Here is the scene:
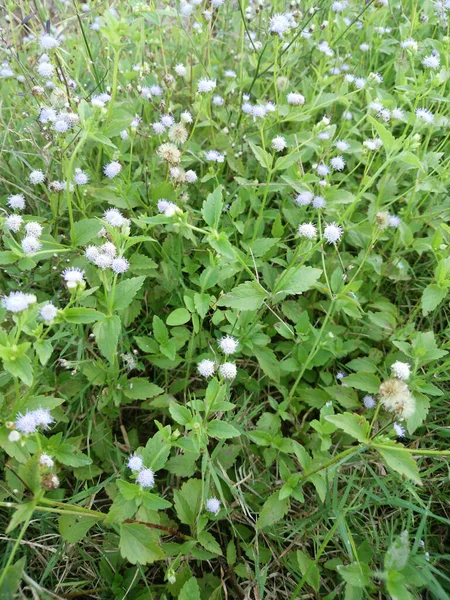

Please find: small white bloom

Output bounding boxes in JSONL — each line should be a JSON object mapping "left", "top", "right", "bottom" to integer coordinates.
{"left": 218, "top": 335, "right": 239, "bottom": 355}
{"left": 2, "top": 291, "right": 34, "bottom": 313}
{"left": 111, "top": 257, "right": 130, "bottom": 274}
{"left": 29, "top": 170, "right": 45, "bottom": 185}
{"left": 363, "top": 395, "right": 376, "bottom": 409}
{"left": 324, "top": 223, "right": 343, "bottom": 244}
{"left": 40, "top": 302, "right": 58, "bottom": 322}
{"left": 22, "top": 236, "right": 42, "bottom": 255}
{"left": 120, "top": 130, "right": 129, "bottom": 140}
{"left": 8, "top": 430, "right": 21, "bottom": 442}
{"left": 312, "top": 195, "right": 326, "bottom": 209}
{"left": 363, "top": 138, "right": 383, "bottom": 150}
{"left": 198, "top": 359, "right": 215, "bottom": 377}
{"left": 175, "top": 63, "right": 187, "bottom": 77}
{"left": 74, "top": 170, "right": 89, "bottom": 185}
{"left": 152, "top": 122, "right": 166, "bottom": 135}
{"left": 180, "top": 110, "right": 193, "bottom": 124}
{"left": 206, "top": 497, "right": 221, "bottom": 514}
{"left": 5, "top": 214, "right": 23, "bottom": 232}
{"left": 127, "top": 454, "right": 144, "bottom": 472}
{"left": 33, "top": 407, "right": 54, "bottom": 428}
{"left": 335, "top": 140, "right": 350, "bottom": 151}
{"left": 392, "top": 108, "right": 404, "bottom": 120}
{"left": 136, "top": 467, "right": 155, "bottom": 488}
{"left": 7, "top": 194, "right": 25, "bottom": 211}
{"left": 205, "top": 150, "right": 224, "bottom": 162}
{"left": 40, "top": 453, "right": 54, "bottom": 467}
{"left": 360, "top": 43, "right": 370, "bottom": 51}
{"left": 25, "top": 222, "right": 43, "bottom": 238}
{"left": 103, "top": 161, "right": 122, "bottom": 179}
{"left": 224, "top": 70, "right": 236, "bottom": 78}
{"left": 389, "top": 215, "right": 401, "bottom": 228}
{"left": 287, "top": 92, "right": 305, "bottom": 106}
{"left": 161, "top": 114, "right": 175, "bottom": 128}
{"left": 295, "top": 191, "right": 313, "bottom": 206}
{"left": 269, "top": 13, "right": 293, "bottom": 37}
{"left": 197, "top": 78, "right": 216, "bottom": 93}
{"left": 185, "top": 170, "right": 198, "bottom": 183}
{"left": 391, "top": 361, "right": 411, "bottom": 381}
{"left": 298, "top": 222, "right": 317, "bottom": 240}
{"left": 15, "top": 411, "right": 38, "bottom": 434}
{"left": 422, "top": 54, "right": 440, "bottom": 69}
{"left": 251, "top": 105, "right": 267, "bottom": 119}
{"left": 219, "top": 362, "right": 237, "bottom": 380}
{"left": 401, "top": 38, "right": 417, "bottom": 51}
{"left": 213, "top": 95, "right": 225, "bottom": 106}
{"left": 393, "top": 422, "right": 406, "bottom": 437}
{"left": 103, "top": 208, "right": 127, "bottom": 227}
{"left": 62, "top": 267, "right": 85, "bottom": 287}
{"left": 271, "top": 136, "right": 287, "bottom": 151}
{"left": 94, "top": 253, "right": 113, "bottom": 269}
{"left": 39, "top": 34, "right": 60, "bottom": 50}
{"left": 416, "top": 108, "right": 434, "bottom": 123}
{"left": 316, "top": 163, "right": 329, "bottom": 176}
{"left": 37, "top": 61, "right": 54, "bottom": 78}
{"left": 39, "top": 107, "right": 57, "bottom": 123}
{"left": 330, "top": 156, "right": 345, "bottom": 171}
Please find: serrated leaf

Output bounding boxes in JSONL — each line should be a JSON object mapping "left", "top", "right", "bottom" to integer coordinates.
{"left": 59, "top": 514, "right": 100, "bottom": 543}
{"left": 256, "top": 492, "right": 289, "bottom": 530}
{"left": 64, "top": 308, "right": 103, "bottom": 324}
{"left": 377, "top": 445, "right": 421, "bottom": 484}
{"left": 166, "top": 307, "right": 190, "bottom": 326}
{"left": 93, "top": 315, "right": 121, "bottom": 363}
{"left": 343, "top": 373, "right": 381, "bottom": 394}
{"left": 119, "top": 523, "right": 165, "bottom": 564}
{"left": 179, "top": 578, "right": 201, "bottom": 600}
{"left": 169, "top": 402, "right": 192, "bottom": 425}
{"left": 248, "top": 141, "right": 272, "bottom": 170}
{"left": 421, "top": 284, "right": 448, "bottom": 315}
{"left": 325, "top": 413, "right": 370, "bottom": 442}
{"left": 274, "top": 151, "right": 302, "bottom": 172}
{"left": 218, "top": 281, "right": 267, "bottom": 311}
{"left": 112, "top": 276, "right": 145, "bottom": 311}
{"left": 274, "top": 266, "right": 322, "bottom": 297}
{"left": 201, "top": 185, "right": 223, "bottom": 228}
{"left": 123, "top": 378, "right": 164, "bottom": 400}
{"left": 198, "top": 531, "right": 222, "bottom": 555}
{"left": 253, "top": 346, "right": 280, "bottom": 383}
{"left": 207, "top": 420, "right": 241, "bottom": 439}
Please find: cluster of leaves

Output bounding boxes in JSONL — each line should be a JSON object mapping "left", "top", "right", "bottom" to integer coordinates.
{"left": 0, "top": 0, "right": 450, "bottom": 599}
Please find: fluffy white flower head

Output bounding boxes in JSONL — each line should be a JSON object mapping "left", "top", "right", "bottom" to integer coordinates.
{"left": 40, "top": 302, "right": 58, "bottom": 322}
{"left": 39, "top": 34, "right": 60, "bottom": 50}
{"left": 295, "top": 191, "right": 313, "bottom": 206}
{"left": 324, "top": 223, "right": 343, "bottom": 244}
{"left": 136, "top": 467, "right": 155, "bottom": 488}
{"left": 7, "top": 194, "right": 26, "bottom": 211}
{"left": 103, "top": 161, "right": 122, "bottom": 179}
{"left": 29, "top": 170, "right": 45, "bottom": 184}
{"left": 379, "top": 378, "right": 416, "bottom": 420}
{"left": 111, "top": 257, "right": 130, "bottom": 274}
{"left": 218, "top": 335, "right": 239, "bottom": 355}
{"left": 206, "top": 497, "right": 221, "bottom": 514}
{"left": 127, "top": 454, "right": 144, "bottom": 472}
{"left": 5, "top": 215, "right": 23, "bottom": 232}
{"left": 197, "top": 78, "right": 216, "bottom": 93}
{"left": 104, "top": 208, "right": 127, "bottom": 227}
{"left": 198, "top": 359, "right": 215, "bottom": 378}
{"left": 2, "top": 291, "right": 34, "bottom": 313}
{"left": 363, "top": 395, "right": 376, "bottom": 409}
{"left": 287, "top": 92, "right": 305, "bottom": 106}
{"left": 391, "top": 361, "right": 411, "bottom": 381}
{"left": 298, "top": 222, "right": 317, "bottom": 240}
{"left": 40, "top": 453, "right": 55, "bottom": 467}
{"left": 219, "top": 362, "right": 237, "bottom": 380}
{"left": 272, "top": 136, "right": 287, "bottom": 151}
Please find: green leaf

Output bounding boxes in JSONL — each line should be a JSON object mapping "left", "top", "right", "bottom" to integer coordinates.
{"left": 248, "top": 141, "right": 272, "bottom": 170}
{"left": 169, "top": 402, "right": 192, "bottom": 426}
{"left": 179, "top": 577, "right": 201, "bottom": 600}
{"left": 119, "top": 523, "right": 165, "bottom": 564}
{"left": 421, "top": 284, "right": 448, "bottom": 315}
{"left": 297, "top": 549, "right": 320, "bottom": 592}
{"left": 377, "top": 446, "right": 421, "bottom": 484}
{"left": 6, "top": 500, "right": 36, "bottom": 534}
{"left": 325, "top": 413, "right": 370, "bottom": 442}
{"left": 207, "top": 232, "right": 236, "bottom": 259}
{"left": 72, "top": 219, "right": 103, "bottom": 245}
{"left": 54, "top": 443, "right": 92, "bottom": 467}
{"left": 59, "top": 514, "right": 100, "bottom": 543}
{"left": 367, "top": 115, "right": 396, "bottom": 152}
{"left": 385, "top": 531, "right": 409, "bottom": 571}
{"left": 256, "top": 492, "right": 289, "bottom": 530}
{"left": 93, "top": 315, "right": 121, "bottom": 364}
{"left": 207, "top": 420, "right": 241, "bottom": 439}
{"left": 112, "top": 276, "right": 146, "bottom": 311}
{"left": 166, "top": 307, "right": 191, "bottom": 326}
{"left": 201, "top": 185, "right": 223, "bottom": 228}
{"left": 337, "top": 562, "right": 371, "bottom": 588}
{"left": 33, "top": 340, "right": 52, "bottom": 366}
{"left": 274, "top": 266, "right": 322, "bottom": 297}
{"left": 141, "top": 491, "right": 172, "bottom": 511}
{"left": 253, "top": 346, "right": 280, "bottom": 383}
{"left": 274, "top": 151, "right": 302, "bottom": 172}
{"left": 0, "top": 557, "right": 26, "bottom": 599}
{"left": 343, "top": 373, "right": 381, "bottom": 394}
{"left": 142, "top": 430, "right": 171, "bottom": 471}
{"left": 198, "top": 531, "right": 222, "bottom": 555}
{"left": 217, "top": 281, "right": 267, "bottom": 311}
{"left": 3, "top": 355, "right": 33, "bottom": 386}
{"left": 193, "top": 292, "right": 210, "bottom": 319}
{"left": 173, "top": 478, "right": 202, "bottom": 528}
{"left": 64, "top": 308, "right": 103, "bottom": 324}
{"left": 123, "top": 378, "right": 164, "bottom": 400}
{"left": 153, "top": 315, "right": 169, "bottom": 345}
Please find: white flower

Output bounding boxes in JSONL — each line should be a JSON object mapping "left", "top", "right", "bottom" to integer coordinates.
{"left": 416, "top": 108, "right": 434, "bottom": 123}
{"left": 379, "top": 378, "right": 416, "bottom": 420}
{"left": 175, "top": 63, "right": 187, "bottom": 77}
{"left": 150, "top": 84, "right": 162, "bottom": 96}
{"left": 318, "top": 41, "right": 334, "bottom": 56}
{"left": 34, "top": 407, "right": 54, "bottom": 428}
{"left": 318, "top": 131, "right": 331, "bottom": 140}
{"left": 324, "top": 223, "right": 343, "bottom": 244}
{"left": 224, "top": 70, "right": 236, "bottom": 78}
{"left": 136, "top": 467, "right": 155, "bottom": 488}
{"left": 271, "top": 136, "right": 287, "bottom": 152}
{"left": 85, "top": 246, "right": 99, "bottom": 262}
{"left": 332, "top": 1, "right": 347, "bottom": 12}
{"left": 360, "top": 42, "right": 370, "bottom": 51}
{"left": 219, "top": 362, "right": 237, "bottom": 380}
{"left": 363, "top": 395, "right": 376, "bottom": 409}
{"left": 335, "top": 140, "right": 350, "bottom": 152}
{"left": 152, "top": 122, "right": 166, "bottom": 135}
{"left": 393, "top": 422, "right": 406, "bottom": 437}
{"left": 29, "top": 170, "right": 45, "bottom": 184}
{"left": 91, "top": 94, "right": 107, "bottom": 108}
{"left": 401, "top": 38, "right": 417, "bottom": 51}
{"left": 2, "top": 291, "right": 35, "bottom": 313}
{"left": 206, "top": 497, "right": 221, "bottom": 514}
{"left": 363, "top": 138, "right": 383, "bottom": 150}
{"left": 218, "top": 335, "right": 239, "bottom": 355}
{"left": 120, "top": 130, "right": 129, "bottom": 140}
{"left": 103, "top": 208, "right": 127, "bottom": 227}
{"left": 7, "top": 194, "right": 25, "bottom": 211}
{"left": 22, "top": 236, "right": 42, "bottom": 255}
{"left": 354, "top": 77, "right": 366, "bottom": 89}
{"left": 8, "top": 430, "right": 21, "bottom": 442}
{"left": 197, "top": 78, "right": 216, "bottom": 93}
{"left": 100, "top": 242, "right": 117, "bottom": 257}
{"left": 62, "top": 267, "right": 85, "bottom": 289}
{"left": 40, "top": 302, "right": 58, "bottom": 323}
{"left": 5, "top": 215, "right": 23, "bottom": 232}
{"left": 422, "top": 54, "right": 440, "bottom": 69}
{"left": 94, "top": 253, "right": 113, "bottom": 269}
{"left": 53, "top": 117, "right": 70, "bottom": 133}
{"left": 103, "top": 161, "right": 122, "bottom": 178}
{"left": 205, "top": 150, "right": 224, "bottom": 162}
{"left": 185, "top": 170, "right": 198, "bottom": 183}
{"left": 40, "top": 453, "right": 55, "bottom": 467}
{"left": 111, "top": 257, "right": 130, "bottom": 274}
{"left": 391, "top": 361, "right": 411, "bottom": 381}
{"left": 37, "top": 61, "right": 54, "bottom": 78}
{"left": 74, "top": 170, "right": 89, "bottom": 185}
{"left": 180, "top": 110, "right": 193, "bottom": 124}
{"left": 298, "top": 222, "right": 317, "bottom": 239}
{"left": 15, "top": 411, "right": 38, "bottom": 434}
{"left": 161, "top": 114, "right": 175, "bottom": 127}
{"left": 269, "top": 13, "right": 294, "bottom": 37}
{"left": 330, "top": 156, "right": 345, "bottom": 171}
{"left": 312, "top": 195, "right": 326, "bottom": 209}
{"left": 316, "top": 164, "right": 329, "bottom": 177}
{"left": 251, "top": 105, "right": 267, "bottom": 119}
{"left": 287, "top": 92, "right": 305, "bottom": 106}
{"left": 39, "top": 107, "right": 57, "bottom": 123}
{"left": 213, "top": 95, "right": 224, "bottom": 106}
{"left": 39, "top": 34, "right": 60, "bottom": 50}
{"left": 392, "top": 108, "right": 404, "bottom": 120}
{"left": 127, "top": 454, "right": 144, "bottom": 472}
{"left": 157, "top": 199, "right": 179, "bottom": 217}
{"left": 295, "top": 191, "right": 313, "bottom": 206}
{"left": 198, "top": 359, "right": 215, "bottom": 377}
{"left": 25, "top": 222, "right": 43, "bottom": 238}
{"left": 369, "top": 101, "right": 383, "bottom": 113}
{"left": 389, "top": 215, "right": 401, "bottom": 228}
